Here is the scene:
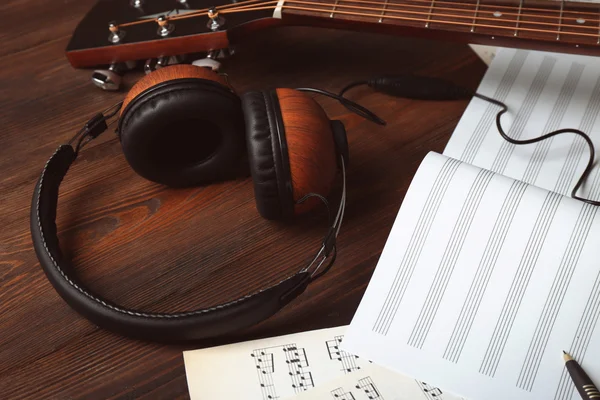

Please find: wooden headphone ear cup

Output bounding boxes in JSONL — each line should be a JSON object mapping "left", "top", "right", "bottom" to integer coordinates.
{"left": 121, "top": 65, "right": 231, "bottom": 117}
{"left": 276, "top": 89, "right": 338, "bottom": 215}
{"left": 118, "top": 77, "right": 245, "bottom": 187}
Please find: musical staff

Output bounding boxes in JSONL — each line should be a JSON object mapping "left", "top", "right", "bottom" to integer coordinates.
{"left": 331, "top": 387, "right": 356, "bottom": 400}
{"left": 326, "top": 335, "right": 362, "bottom": 373}
{"left": 356, "top": 377, "right": 383, "bottom": 399}
{"left": 341, "top": 50, "right": 600, "bottom": 396}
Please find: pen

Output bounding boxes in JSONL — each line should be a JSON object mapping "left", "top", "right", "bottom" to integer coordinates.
{"left": 563, "top": 351, "right": 600, "bottom": 399}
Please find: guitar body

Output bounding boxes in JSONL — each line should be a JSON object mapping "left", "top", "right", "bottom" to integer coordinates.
{"left": 67, "top": 0, "right": 600, "bottom": 69}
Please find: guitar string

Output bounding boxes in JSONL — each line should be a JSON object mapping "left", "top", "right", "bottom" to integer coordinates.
{"left": 213, "top": 2, "right": 600, "bottom": 38}
{"left": 118, "top": 0, "right": 266, "bottom": 27}
{"left": 320, "top": 0, "right": 600, "bottom": 23}
{"left": 207, "top": 1, "right": 600, "bottom": 40}
{"left": 219, "top": 0, "right": 600, "bottom": 31}
{"left": 361, "top": 0, "right": 599, "bottom": 16}
{"left": 117, "top": 0, "right": 600, "bottom": 29}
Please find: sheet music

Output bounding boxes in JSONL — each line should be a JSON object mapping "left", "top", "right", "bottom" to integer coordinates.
{"left": 288, "top": 363, "right": 465, "bottom": 400}
{"left": 444, "top": 47, "right": 600, "bottom": 202}
{"left": 183, "top": 326, "right": 373, "bottom": 399}
{"left": 343, "top": 152, "right": 600, "bottom": 400}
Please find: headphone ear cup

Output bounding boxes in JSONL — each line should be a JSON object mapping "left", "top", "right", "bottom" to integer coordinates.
{"left": 241, "top": 90, "right": 290, "bottom": 220}
{"left": 118, "top": 65, "right": 246, "bottom": 187}
{"left": 242, "top": 89, "right": 339, "bottom": 220}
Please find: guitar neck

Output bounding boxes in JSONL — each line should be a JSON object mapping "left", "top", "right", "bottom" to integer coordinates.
{"left": 279, "top": 0, "right": 600, "bottom": 56}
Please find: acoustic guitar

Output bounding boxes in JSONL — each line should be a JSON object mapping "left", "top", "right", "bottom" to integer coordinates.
{"left": 67, "top": 0, "right": 600, "bottom": 70}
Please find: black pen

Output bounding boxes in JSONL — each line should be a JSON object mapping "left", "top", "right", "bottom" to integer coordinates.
{"left": 563, "top": 351, "right": 600, "bottom": 399}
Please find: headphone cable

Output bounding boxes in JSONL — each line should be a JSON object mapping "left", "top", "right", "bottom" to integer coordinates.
{"left": 343, "top": 73, "right": 600, "bottom": 206}
{"left": 295, "top": 87, "right": 386, "bottom": 126}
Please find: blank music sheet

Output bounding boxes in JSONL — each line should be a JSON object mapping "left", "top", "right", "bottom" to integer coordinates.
{"left": 444, "top": 47, "right": 600, "bottom": 201}
{"left": 342, "top": 152, "right": 600, "bottom": 400}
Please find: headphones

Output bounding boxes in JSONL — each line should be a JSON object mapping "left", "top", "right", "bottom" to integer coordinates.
{"left": 30, "top": 64, "right": 358, "bottom": 343}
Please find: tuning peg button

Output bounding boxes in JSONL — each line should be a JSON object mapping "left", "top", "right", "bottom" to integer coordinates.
{"left": 192, "top": 58, "right": 221, "bottom": 71}
{"left": 91, "top": 64, "right": 125, "bottom": 91}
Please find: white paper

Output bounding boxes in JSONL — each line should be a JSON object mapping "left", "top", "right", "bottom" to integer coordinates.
{"left": 343, "top": 152, "right": 600, "bottom": 400}
{"left": 444, "top": 48, "right": 600, "bottom": 202}
{"left": 468, "top": 44, "right": 497, "bottom": 66}
{"left": 287, "top": 363, "right": 466, "bottom": 400}
{"left": 183, "top": 326, "right": 373, "bottom": 399}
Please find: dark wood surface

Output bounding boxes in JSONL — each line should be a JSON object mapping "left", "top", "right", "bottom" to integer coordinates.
{"left": 0, "top": 0, "right": 487, "bottom": 398}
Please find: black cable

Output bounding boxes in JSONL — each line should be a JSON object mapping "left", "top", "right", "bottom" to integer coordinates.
{"left": 295, "top": 87, "right": 386, "bottom": 126}
{"left": 68, "top": 101, "right": 123, "bottom": 156}
{"left": 310, "top": 246, "right": 337, "bottom": 282}
{"left": 473, "top": 92, "right": 599, "bottom": 206}
{"left": 339, "top": 80, "right": 368, "bottom": 97}
{"left": 296, "top": 192, "right": 332, "bottom": 227}
{"left": 351, "top": 73, "right": 599, "bottom": 206}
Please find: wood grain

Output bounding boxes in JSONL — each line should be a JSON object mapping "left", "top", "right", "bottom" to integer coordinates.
{"left": 277, "top": 88, "right": 338, "bottom": 214}
{"left": 121, "top": 65, "right": 231, "bottom": 115}
{"left": 0, "top": 0, "right": 486, "bottom": 398}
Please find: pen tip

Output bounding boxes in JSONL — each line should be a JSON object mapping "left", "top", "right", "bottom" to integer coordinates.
{"left": 563, "top": 351, "right": 573, "bottom": 362}
{"left": 563, "top": 350, "right": 566, "bottom": 354}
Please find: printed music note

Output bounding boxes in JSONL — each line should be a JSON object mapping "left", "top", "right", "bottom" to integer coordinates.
{"left": 331, "top": 387, "right": 356, "bottom": 400}
{"left": 326, "top": 335, "right": 361, "bottom": 373}
{"left": 356, "top": 376, "right": 383, "bottom": 399}
{"left": 418, "top": 381, "right": 444, "bottom": 399}
{"left": 283, "top": 344, "right": 314, "bottom": 393}
{"left": 251, "top": 348, "right": 279, "bottom": 399}
{"left": 187, "top": 326, "right": 439, "bottom": 400}
{"left": 251, "top": 349, "right": 275, "bottom": 374}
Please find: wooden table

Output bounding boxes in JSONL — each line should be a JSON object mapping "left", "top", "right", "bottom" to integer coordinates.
{"left": 1, "top": 0, "right": 487, "bottom": 398}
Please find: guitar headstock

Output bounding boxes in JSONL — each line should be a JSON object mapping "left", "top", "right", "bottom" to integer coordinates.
{"left": 66, "top": 0, "right": 277, "bottom": 70}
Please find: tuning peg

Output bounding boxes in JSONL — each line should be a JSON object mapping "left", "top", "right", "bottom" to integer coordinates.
{"left": 91, "top": 62, "right": 136, "bottom": 91}
{"left": 108, "top": 22, "right": 125, "bottom": 44}
{"left": 143, "top": 57, "right": 170, "bottom": 74}
{"left": 207, "top": 8, "right": 225, "bottom": 31}
{"left": 192, "top": 57, "right": 221, "bottom": 71}
{"left": 91, "top": 66, "right": 122, "bottom": 91}
{"left": 157, "top": 16, "right": 175, "bottom": 37}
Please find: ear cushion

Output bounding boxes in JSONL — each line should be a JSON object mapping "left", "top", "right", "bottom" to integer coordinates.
{"left": 241, "top": 90, "right": 293, "bottom": 220}
{"left": 118, "top": 78, "right": 245, "bottom": 187}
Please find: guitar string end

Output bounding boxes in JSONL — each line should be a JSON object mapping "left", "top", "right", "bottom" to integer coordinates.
{"left": 207, "top": 7, "right": 225, "bottom": 31}
{"left": 157, "top": 15, "right": 175, "bottom": 37}
{"left": 108, "top": 22, "right": 125, "bottom": 44}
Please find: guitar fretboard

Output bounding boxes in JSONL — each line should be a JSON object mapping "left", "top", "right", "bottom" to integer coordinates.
{"left": 280, "top": 0, "right": 600, "bottom": 51}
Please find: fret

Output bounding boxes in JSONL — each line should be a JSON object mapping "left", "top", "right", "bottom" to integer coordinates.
{"left": 425, "top": 0, "right": 435, "bottom": 28}
{"left": 469, "top": 1, "right": 520, "bottom": 39}
{"left": 378, "top": 0, "right": 389, "bottom": 23}
{"left": 514, "top": 0, "right": 523, "bottom": 37}
{"left": 557, "top": 0, "right": 565, "bottom": 40}
{"left": 553, "top": 1, "right": 600, "bottom": 47}
{"left": 329, "top": 0, "right": 339, "bottom": 18}
{"left": 278, "top": 0, "right": 600, "bottom": 52}
{"left": 471, "top": 0, "right": 480, "bottom": 33}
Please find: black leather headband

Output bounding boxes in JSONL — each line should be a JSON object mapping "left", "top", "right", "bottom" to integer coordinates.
{"left": 29, "top": 108, "right": 345, "bottom": 343}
